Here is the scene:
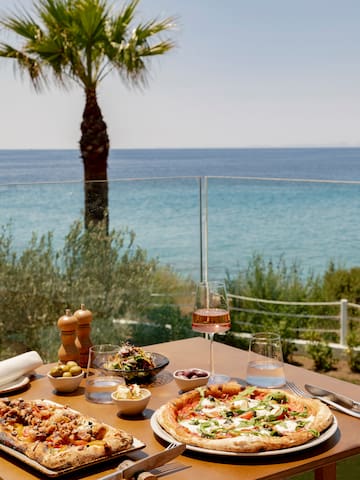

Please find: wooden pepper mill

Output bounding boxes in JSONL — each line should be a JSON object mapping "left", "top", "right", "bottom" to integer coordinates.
{"left": 57, "top": 309, "right": 80, "bottom": 363}
{"left": 74, "top": 304, "right": 93, "bottom": 368}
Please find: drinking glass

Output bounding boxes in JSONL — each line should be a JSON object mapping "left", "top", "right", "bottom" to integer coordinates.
{"left": 192, "top": 281, "right": 231, "bottom": 384}
{"left": 85, "top": 344, "right": 125, "bottom": 403}
{"left": 246, "top": 332, "right": 286, "bottom": 388}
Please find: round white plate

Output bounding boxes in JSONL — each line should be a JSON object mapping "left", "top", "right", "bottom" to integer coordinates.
{"left": 150, "top": 410, "right": 338, "bottom": 457}
{"left": 0, "top": 376, "right": 30, "bottom": 394}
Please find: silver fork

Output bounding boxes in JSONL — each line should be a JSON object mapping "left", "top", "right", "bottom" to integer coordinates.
{"left": 114, "top": 443, "right": 187, "bottom": 479}
{"left": 287, "top": 381, "right": 344, "bottom": 414}
{"left": 152, "top": 461, "right": 188, "bottom": 477}
{"left": 165, "top": 442, "right": 180, "bottom": 450}
{"left": 152, "top": 442, "right": 188, "bottom": 477}
{"left": 286, "top": 381, "right": 312, "bottom": 398}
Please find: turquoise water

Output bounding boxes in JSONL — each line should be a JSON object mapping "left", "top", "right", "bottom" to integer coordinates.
{"left": 1, "top": 148, "right": 360, "bottom": 279}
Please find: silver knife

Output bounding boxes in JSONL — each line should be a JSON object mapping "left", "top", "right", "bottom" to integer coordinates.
{"left": 99, "top": 443, "right": 186, "bottom": 480}
{"left": 305, "top": 384, "right": 360, "bottom": 418}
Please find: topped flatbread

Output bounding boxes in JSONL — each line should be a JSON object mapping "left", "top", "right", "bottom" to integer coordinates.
{"left": 0, "top": 398, "right": 133, "bottom": 470}
{"left": 157, "top": 382, "right": 333, "bottom": 453}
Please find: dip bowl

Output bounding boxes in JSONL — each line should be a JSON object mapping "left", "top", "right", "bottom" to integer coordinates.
{"left": 173, "top": 368, "right": 210, "bottom": 392}
{"left": 111, "top": 387, "right": 151, "bottom": 416}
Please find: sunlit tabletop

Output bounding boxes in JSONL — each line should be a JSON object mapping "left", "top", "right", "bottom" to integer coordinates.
{"left": 1, "top": 337, "right": 360, "bottom": 480}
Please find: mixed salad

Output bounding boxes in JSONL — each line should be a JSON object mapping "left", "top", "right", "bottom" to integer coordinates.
{"left": 106, "top": 342, "right": 156, "bottom": 373}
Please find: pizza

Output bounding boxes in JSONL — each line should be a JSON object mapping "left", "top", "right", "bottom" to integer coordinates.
{"left": 0, "top": 398, "right": 133, "bottom": 470}
{"left": 157, "top": 382, "right": 333, "bottom": 453}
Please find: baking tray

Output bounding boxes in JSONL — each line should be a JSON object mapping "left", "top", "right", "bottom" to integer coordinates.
{"left": 0, "top": 436, "right": 145, "bottom": 477}
{"left": 0, "top": 400, "right": 145, "bottom": 477}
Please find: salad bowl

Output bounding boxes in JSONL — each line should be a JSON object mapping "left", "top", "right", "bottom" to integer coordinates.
{"left": 104, "top": 343, "right": 169, "bottom": 383}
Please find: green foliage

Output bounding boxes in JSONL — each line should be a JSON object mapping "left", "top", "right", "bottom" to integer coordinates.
{"left": 226, "top": 255, "right": 360, "bottom": 368}
{"left": 305, "top": 332, "right": 337, "bottom": 372}
{"left": 346, "top": 330, "right": 360, "bottom": 373}
{"left": 226, "top": 254, "right": 322, "bottom": 362}
{"left": 3, "top": 224, "right": 360, "bottom": 377}
{"left": 321, "top": 262, "right": 360, "bottom": 304}
{"left": 0, "top": 221, "right": 189, "bottom": 362}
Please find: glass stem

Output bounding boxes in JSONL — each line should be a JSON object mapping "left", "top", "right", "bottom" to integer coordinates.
{"left": 209, "top": 332, "right": 215, "bottom": 376}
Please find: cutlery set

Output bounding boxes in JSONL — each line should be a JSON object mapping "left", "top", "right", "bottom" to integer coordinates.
{"left": 287, "top": 381, "right": 360, "bottom": 418}
{"left": 98, "top": 442, "right": 186, "bottom": 480}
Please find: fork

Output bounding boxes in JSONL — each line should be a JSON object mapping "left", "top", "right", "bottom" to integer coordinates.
{"left": 113, "top": 442, "right": 187, "bottom": 479}
{"left": 287, "top": 381, "right": 344, "bottom": 413}
{"left": 152, "top": 461, "right": 188, "bottom": 477}
{"left": 165, "top": 442, "right": 180, "bottom": 450}
{"left": 286, "top": 381, "right": 312, "bottom": 398}
{"left": 149, "top": 442, "right": 188, "bottom": 477}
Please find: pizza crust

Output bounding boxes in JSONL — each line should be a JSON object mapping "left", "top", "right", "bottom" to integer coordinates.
{"left": 157, "top": 382, "right": 333, "bottom": 453}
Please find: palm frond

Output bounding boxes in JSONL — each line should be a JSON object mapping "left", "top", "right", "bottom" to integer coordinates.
{"left": 0, "top": 0, "right": 176, "bottom": 90}
{"left": 0, "top": 11, "right": 40, "bottom": 41}
{"left": 0, "top": 43, "right": 45, "bottom": 91}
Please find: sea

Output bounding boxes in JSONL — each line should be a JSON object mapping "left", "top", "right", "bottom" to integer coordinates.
{"left": 1, "top": 147, "right": 360, "bottom": 280}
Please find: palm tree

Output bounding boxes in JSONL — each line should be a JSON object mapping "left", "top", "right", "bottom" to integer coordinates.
{"left": 0, "top": 0, "right": 175, "bottom": 229}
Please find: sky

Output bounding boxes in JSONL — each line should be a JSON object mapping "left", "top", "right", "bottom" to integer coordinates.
{"left": 0, "top": 0, "right": 360, "bottom": 149}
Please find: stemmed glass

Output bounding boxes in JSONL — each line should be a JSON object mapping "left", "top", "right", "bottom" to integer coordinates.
{"left": 192, "top": 281, "right": 231, "bottom": 384}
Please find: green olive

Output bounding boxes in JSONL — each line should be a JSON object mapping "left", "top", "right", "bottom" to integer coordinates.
{"left": 70, "top": 365, "right": 82, "bottom": 376}
{"left": 66, "top": 360, "right": 78, "bottom": 368}
{"left": 50, "top": 367, "right": 62, "bottom": 378}
{"left": 62, "top": 371, "right": 72, "bottom": 378}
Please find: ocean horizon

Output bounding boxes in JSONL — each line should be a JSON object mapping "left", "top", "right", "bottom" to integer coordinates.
{"left": 2, "top": 147, "right": 360, "bottom": 183}
{"left": 1, "top": 147, "right": 360, "bottom": 279}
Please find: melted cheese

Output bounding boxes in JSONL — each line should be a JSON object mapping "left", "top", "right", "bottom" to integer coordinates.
{"left": 178, "top": 391, "right": 313, "bottom": 440}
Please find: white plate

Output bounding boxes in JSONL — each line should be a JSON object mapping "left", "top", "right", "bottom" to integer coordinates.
{"left": 0, "top": 375, "right": 30, "bottom": 394}
{"left": 150, "top": 410, "right": 338, "bottom": 457}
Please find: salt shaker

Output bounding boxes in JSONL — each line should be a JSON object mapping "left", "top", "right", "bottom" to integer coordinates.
{"left": 57, "top": 309, "right": 80, "bottom": 363}
{"left": 74, "top": 304, "right": 93, "bottom": 368}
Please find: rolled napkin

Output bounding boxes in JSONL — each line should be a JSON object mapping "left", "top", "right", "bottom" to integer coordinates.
{"left": 0, "top": 351, "right": 43, "bottom": 387}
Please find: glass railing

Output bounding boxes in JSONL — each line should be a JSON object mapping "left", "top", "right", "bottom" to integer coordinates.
{"left": 206, "top": 176, "right": 360, "bottom": 279}
{"left": 1, "top": 175, "right": 360, "bottom": 361}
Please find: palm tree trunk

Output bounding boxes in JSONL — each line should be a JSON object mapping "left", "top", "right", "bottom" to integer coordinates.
{"left": 80, "top": 87, "right": 109, "bottom": 231}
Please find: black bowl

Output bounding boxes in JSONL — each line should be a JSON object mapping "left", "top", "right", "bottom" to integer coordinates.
{"left": 105, "top": 352, "right": 169, "bottom": 383}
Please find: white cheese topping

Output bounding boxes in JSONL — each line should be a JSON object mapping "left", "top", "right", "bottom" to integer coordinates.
{"left": 232, "top": 399, "right": 248, "bottom": 410}
{"left": 274, "top": 420, "right": 299, "bottom": 434}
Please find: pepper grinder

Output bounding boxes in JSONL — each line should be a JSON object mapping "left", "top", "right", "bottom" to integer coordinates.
{"left": 57, "top": 309, "right": 80, "bottom": 363}
{"left": 74, "top": 304, "right": 93, "bottom": 368}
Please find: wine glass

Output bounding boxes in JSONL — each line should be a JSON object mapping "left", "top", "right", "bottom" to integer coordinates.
{"left": 192, "top": 281, "right": 231, "bottom": 384}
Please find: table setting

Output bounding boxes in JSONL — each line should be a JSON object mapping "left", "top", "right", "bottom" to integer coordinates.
{"left": 1, "top": 290, "right": 360, "bottom": 480}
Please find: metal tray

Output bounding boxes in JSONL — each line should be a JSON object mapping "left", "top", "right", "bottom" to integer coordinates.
{"left": 0, "top": 400, "right": 145, "bottom": 477}
{"left": 0, "top": 437, "right": 145, "bottom": 477}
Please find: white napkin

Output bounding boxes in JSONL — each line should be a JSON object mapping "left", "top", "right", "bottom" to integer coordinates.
{"left": 0, "top": 351, "right": 43, "bottom": 387}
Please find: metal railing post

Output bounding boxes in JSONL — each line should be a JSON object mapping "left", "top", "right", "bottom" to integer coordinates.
{"left": 340, "top": 299, "right": 348, "bottom": 346}
{"left": 199, "top": 176, "right": 208, "bottom": 283}
{"left": 199, "top": 177, "right": 203, "bottom": 282}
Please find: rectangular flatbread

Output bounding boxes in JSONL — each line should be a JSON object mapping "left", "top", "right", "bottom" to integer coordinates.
{"left": 0, "top": 398, "right": 133, "bottom": 470}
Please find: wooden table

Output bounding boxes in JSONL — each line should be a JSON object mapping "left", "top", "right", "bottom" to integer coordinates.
{"left": 1, "top": 337, "right": 360, "bottom": 480}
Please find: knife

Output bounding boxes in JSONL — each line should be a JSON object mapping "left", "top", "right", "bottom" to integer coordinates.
{"left": 98, "top": 443, "right": 186, "bottom": 480}
{"left": 305, "top": 384, "right": 360, "bottom": 418}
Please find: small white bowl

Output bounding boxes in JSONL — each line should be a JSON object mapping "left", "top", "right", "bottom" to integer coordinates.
{"left": 111, "top": 389, "right": 151, "bottom": 416}
{"left": 47, "top": 370, "right": 84, "bottom": 393}
{"left": 173, "top": 368, "right": 210, "bottom": 392}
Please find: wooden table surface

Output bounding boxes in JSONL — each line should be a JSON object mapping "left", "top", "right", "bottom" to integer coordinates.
{"left": 1, "top": 337, "right": 360, "bottom": 480}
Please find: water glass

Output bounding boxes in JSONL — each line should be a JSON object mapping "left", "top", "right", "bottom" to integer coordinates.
{"left": 85, "top": 344, "right": 125, "bottom": 403}
{"left": 246, "top": 332, "right": 286, "bottom": 388}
